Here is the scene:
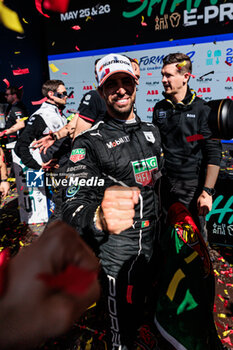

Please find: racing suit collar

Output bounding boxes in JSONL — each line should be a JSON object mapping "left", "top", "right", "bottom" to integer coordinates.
{"left": 104, "top": 112, "right": 141, "bottom": 131}
{"left": 163, "top": 86, "right": 196, "bottom": 108}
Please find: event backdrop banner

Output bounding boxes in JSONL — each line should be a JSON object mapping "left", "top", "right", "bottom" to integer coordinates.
{"left": 44, "top": 0, "right": 233, "bottom": 55}
{"left": 48, "top": 36, "right": 233, "bottom": 122}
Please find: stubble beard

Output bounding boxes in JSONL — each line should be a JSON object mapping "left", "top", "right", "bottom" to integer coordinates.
{"left": 107, "top": 97, "right": 135, "bottom": 120}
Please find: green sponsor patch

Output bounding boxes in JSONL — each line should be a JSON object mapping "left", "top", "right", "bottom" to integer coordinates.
{"left": 132, "top": 156, "right": 158, "bottom": 186}
{"left": 70, "top": 148, "right": 86, "bottom": 163}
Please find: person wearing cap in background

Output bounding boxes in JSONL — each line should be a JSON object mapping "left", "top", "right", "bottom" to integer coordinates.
{"left": 153, "top": 52, "right": 222, "bottom": 241}
{"left": 62, "top": 53, "right": 162, "bottom": 349}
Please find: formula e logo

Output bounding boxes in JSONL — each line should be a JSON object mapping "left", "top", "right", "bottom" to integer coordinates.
{"left": 132, "top": 156, "right": 158, "bottom": 186}
{"left": 26, "top": 169, "right": 44, "bottom": 187}
{"left": 70, "top": 148, "right": 86, "bottom": 163}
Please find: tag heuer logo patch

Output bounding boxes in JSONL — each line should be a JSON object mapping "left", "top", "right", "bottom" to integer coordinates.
{"left": 70, "top": 148, "right": 86, "bottom": 163}
{"left": 132, "top": 156, "right": 158, "bottom": 186}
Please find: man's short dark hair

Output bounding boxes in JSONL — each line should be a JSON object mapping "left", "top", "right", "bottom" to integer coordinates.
{"left": 163, "top": 53, "right": 192, "bottom": 74}
{"left": 42, "top": 80, "right": 65, "bottom": 97}
{"left": 7, "top": 86, "right": 23, "bottom": 100}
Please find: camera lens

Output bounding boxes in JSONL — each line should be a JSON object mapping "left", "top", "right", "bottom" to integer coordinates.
{"left": 207, "top": 99, "right": 233, "bottom": 140}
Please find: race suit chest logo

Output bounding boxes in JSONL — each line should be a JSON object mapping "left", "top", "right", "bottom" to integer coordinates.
{"left": 132, "top": 156, "right": 158, "bottom": 186}
{"left": 106, "top": 135, "right": 130, "bottom": 149}
{"left": 70, "top": 148, "right": 86, "bottom": 163}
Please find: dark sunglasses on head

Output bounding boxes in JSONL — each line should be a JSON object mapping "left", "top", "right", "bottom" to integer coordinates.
{"left": 54, "top": 91, "right": 68, "bottom": 98}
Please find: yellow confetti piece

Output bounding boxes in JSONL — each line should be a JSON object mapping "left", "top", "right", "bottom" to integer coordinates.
{"left": 86, "top": 16, "right": 91, "bottom": 21}
{"left": 223, "top": 330, "right": 231, "bottom": 337}
{"left": 0, "top": 2, "right": 24, "bottom": 33}
{"left": 49, "top": 63, "right": 59, "bottom": 73}
{"left": 19, "top": 116, "right": 28, "bottom": 121}
{"left": 224, "top": 289, "right": 229, "bottom": 295}
{"left": 217, "top": 313, "right": 226, "bottom": 318}
{"left": 169, "top": 38, "right": 174, "bottom": 41}
{"left": 214, "top": 269, "right": 220, "bottom": 276}
{"left": 218, "top": 296, "right": 224, "bottom": 302}
{"left": 22, "top": 17, "right": 28, "bottom": 24}
{"left": 87, "top": 302, "right": 96, "bottom": 310}
{"left": 19, "top": 241, "right": 24, "bottom": 246}
{"left": 14, "top": 51, "right": 21, "bottom": 54}
{"left": 177, "top": 60, "right": 187, "bottom": 69}
{"left": 141, "top": 15, "right": 144, "bottom": 23}
{"left": 52, "top": 41, "right": 55, "bottom": 46}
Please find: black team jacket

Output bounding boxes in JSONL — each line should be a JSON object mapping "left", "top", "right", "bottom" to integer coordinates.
{"left": 153, "top": 88, "right": 222, "bottom": 181}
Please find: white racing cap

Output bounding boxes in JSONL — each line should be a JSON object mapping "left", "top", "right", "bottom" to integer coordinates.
{"left": 96, "top": 53, "right": 137, "bottom": 87}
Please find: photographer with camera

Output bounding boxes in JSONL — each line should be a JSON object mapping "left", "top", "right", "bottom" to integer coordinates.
{"left": 153, "top": 52, "right": 222, "bottom": 241}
